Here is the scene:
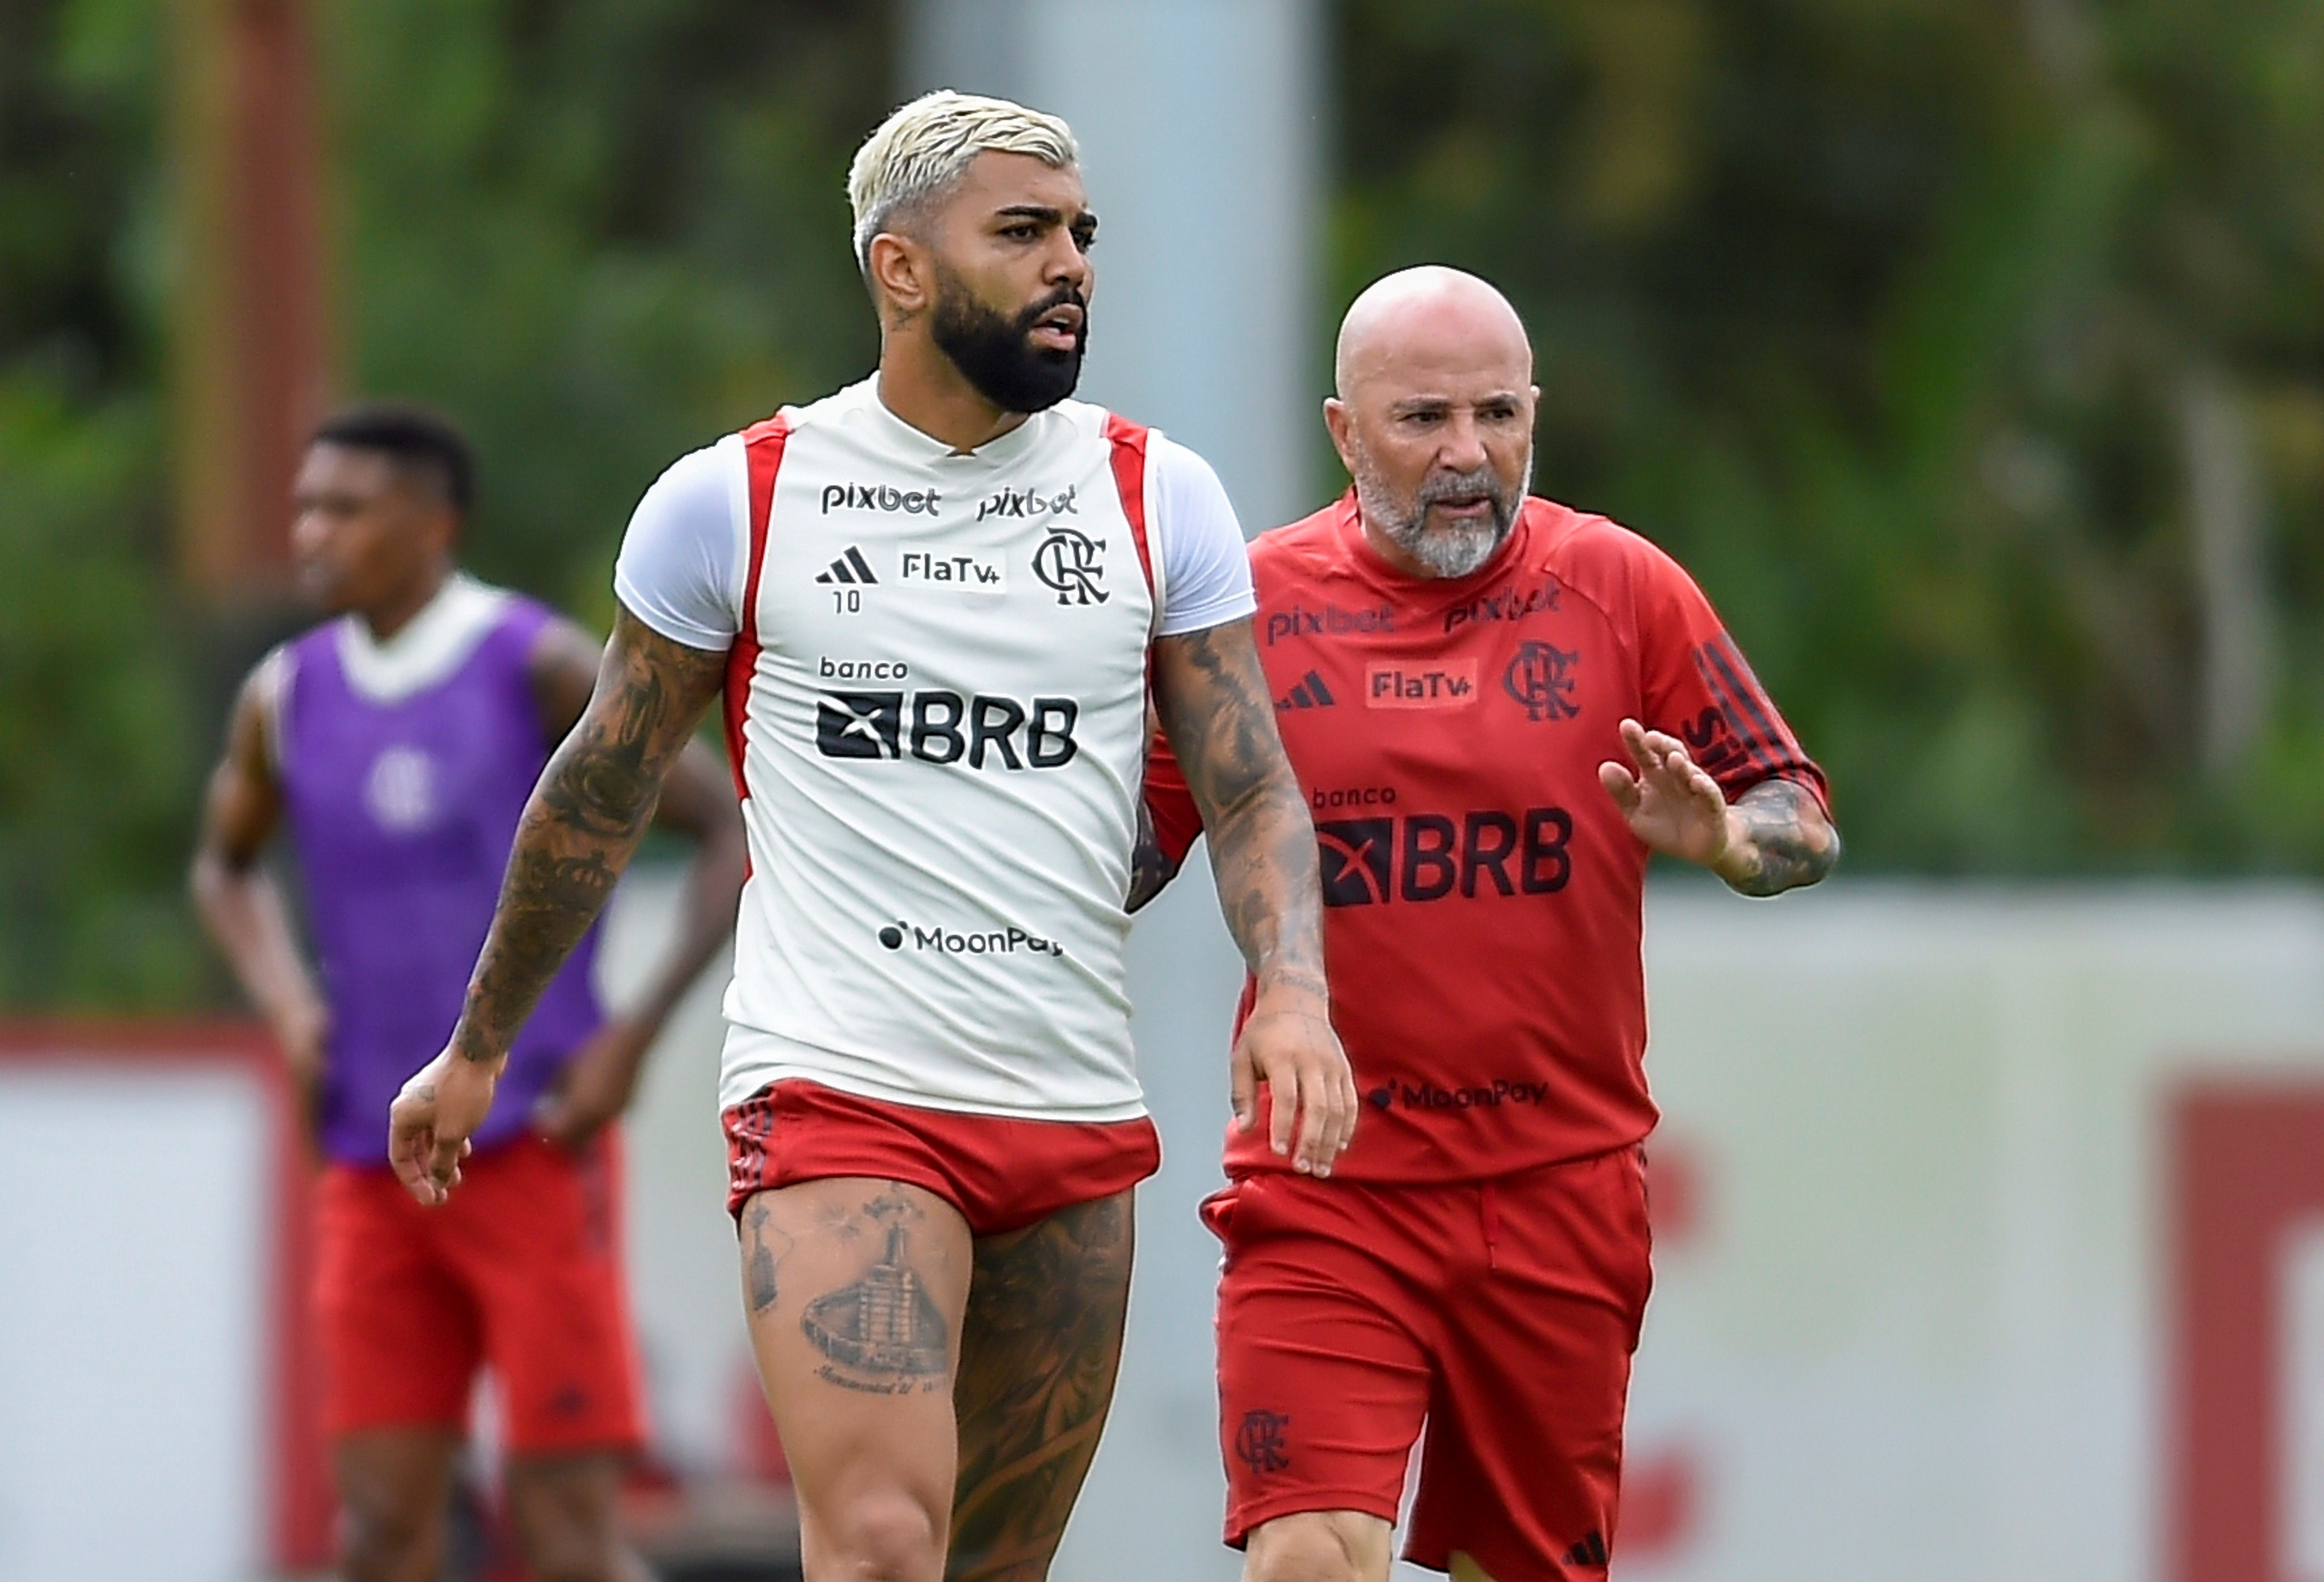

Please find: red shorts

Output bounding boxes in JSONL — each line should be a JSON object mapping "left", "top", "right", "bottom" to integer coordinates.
{"left": 722, "top": 1079, "right": 1161, "bottom": 1235}
{"left": 313, "top": 1130, "right": 645, "bottom": 1454}
{"left": 1203, "top": 1149, "right": 1652, "bottom": 1580}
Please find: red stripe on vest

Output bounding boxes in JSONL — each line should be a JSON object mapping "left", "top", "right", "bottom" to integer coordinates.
{"left": 1104, "top": 413, "right": 1156, "bottom": 605}
{"left": 726, "top": 415, "right": 790, "bottom": 805}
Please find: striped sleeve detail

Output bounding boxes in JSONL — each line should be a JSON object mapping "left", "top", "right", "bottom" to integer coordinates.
{"left": 1688, "top": 631, "right": 1826, "bottom": 805}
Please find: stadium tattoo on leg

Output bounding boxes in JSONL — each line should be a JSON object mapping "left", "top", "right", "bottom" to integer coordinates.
{"left": 801, "top": 1187, "right": 953, "bottom": 1395}
{"left": 948, "top": 1191, "right": 1136, "bottom": 1582}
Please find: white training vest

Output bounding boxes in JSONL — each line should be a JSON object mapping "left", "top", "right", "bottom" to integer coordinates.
{"left": 715, "top": 380, "right": 1165, "bottom": 1120}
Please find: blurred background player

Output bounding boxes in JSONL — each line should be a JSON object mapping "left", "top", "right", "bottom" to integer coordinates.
{"left": 386, "top": 93, "right": 1355, "bottom": 1582}
{"left": 190, "top": 404, "right": 746, "bottom": 1582}
{"left": 1141, "top": 267, "right": 1841, "bottom": 1581}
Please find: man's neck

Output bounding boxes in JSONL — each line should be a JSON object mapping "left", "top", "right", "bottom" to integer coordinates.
{"left": 875, "top": 335, "right": 1031, "bottom": 453}
{"left": 360, "top": 564, "right": 453, "bottom": 643}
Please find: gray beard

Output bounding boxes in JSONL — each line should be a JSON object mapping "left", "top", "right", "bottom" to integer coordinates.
{"left": 1353, "top": 452, "right": 1532, "bottom": 578}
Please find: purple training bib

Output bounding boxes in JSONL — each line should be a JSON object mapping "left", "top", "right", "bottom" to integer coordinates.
{"left": 277, "top": 591, "right": 603, "bottom": 1165}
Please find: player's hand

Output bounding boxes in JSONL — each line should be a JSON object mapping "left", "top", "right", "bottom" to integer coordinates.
{"left": 1232, "top": 977, "right": 1358, "bottom": 1176}
{"left": 533, "top": 1016, "right": 654, "bottom": 1149}
{"left": 271, "top": 996, "right": 331, "bottom": 1142}
{"left": 1598, "top": 718, "right": 1738, "bottom": 870}
{"left": 389, "top": 1048, "right": 500, "bottom": 1205}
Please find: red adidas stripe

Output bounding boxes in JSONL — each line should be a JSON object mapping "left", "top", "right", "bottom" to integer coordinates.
{"left": 725, "top": 415, "right": 790, "bottom": 805}
{"left": 1104, "top": 412, "right": 1157, "bottom": 605}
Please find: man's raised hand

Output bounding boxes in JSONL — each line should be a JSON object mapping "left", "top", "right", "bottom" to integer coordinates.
{"left": 1597, "top": 718, "right": 1736, "bottom": 868}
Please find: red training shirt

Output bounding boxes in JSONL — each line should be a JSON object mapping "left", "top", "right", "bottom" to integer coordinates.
{"left": 1146, "top": 492, "right": 1828, "bottom": 1182}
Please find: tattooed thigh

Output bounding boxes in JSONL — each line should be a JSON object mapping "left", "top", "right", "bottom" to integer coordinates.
{"left": 947, "top": 1191, "right": 1136, "bottom": 1582}
{"left": 738, "top": 1179, "right": 974, "bottom": 1400}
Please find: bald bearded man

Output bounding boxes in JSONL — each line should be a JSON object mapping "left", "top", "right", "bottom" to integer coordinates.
{"left": 1142, "top": 268, "right": 1840, "bottom": 1581}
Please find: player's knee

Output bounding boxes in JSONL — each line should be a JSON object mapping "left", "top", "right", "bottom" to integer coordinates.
{"left": 339, "top": 1497, "right": 440, "bottom": 1582}
{"left": 523, "top": 1529, "right": 628, "bottom": 1582}
{"left": 1244, "top": 1512, "right": 1390, "bottom": 1582}
{"left": 814, "top": 1490, "right": 946, "bottom": 1582}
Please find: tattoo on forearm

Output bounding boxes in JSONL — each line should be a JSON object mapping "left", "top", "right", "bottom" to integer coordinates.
{"left": 1724, "top": 778, "right": 1841, "bottom": 897}
{"left": 801, "top": 1188, "right": 950, "bottom": 1394}
{"left": 950, "top": 1193, "right": 1134, "bottom": 1580}
{"left": 1162, "top": 625, "right": 1326, "bottom": 988}
{"left": 452, "top": 624, "right": 723, "bottom": 1061}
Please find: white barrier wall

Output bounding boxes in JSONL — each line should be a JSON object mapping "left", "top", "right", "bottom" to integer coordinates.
{"left": 607, "top": 874, "right": 2324, "bottom": 1582}
{"left": 1627, "top": 881, "right": 2324, "bottom": 1582}
{"left": 15, "top": 878, "right": 2322, "bottom": 1578}
{"left": 0, "top": 1060, "right": 271, "bottom": 1582}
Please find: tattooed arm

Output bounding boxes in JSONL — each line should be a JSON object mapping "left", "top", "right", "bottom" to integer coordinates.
{"left": 390, "top": 609, "right": 729, "bottom": 1201}
{"left": 1711, "top": 778, "right": 1841, "bottom": 896}
{"left": 1150, "top": 619, "right": 1357, "bottom": 1174}
{"left": 523, "top": 617, "right": 747, "bottom": 1145}
{"left": 1597, "top": 718, "right": 1841, "bottom": 897}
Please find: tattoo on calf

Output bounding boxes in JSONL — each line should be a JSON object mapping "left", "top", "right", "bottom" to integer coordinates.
{"left": 801, "top": 1189, "right": 949, "bottom": 1394}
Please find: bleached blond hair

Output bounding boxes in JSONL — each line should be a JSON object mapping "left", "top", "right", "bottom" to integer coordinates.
{"left": 847, "top": 90, "right": 1079, "bottom": 271}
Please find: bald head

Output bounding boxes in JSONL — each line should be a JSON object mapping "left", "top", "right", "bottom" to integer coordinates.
{"left": 1324, "top": 267, "right": 1538, "bottom": 580}
{"left": 1333, "top": 265, "right": 1532, "bottom": 401}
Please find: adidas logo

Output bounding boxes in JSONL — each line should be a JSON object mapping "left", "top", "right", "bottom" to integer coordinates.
{"left": 815, "top": 546, "right": 879, "bottom": 585}
{"left": 1275, "top": 669, "right": 1336, "bottom": 711}
{"left": 1563, "top": 1530, "right": 1608, "bottom": 1569}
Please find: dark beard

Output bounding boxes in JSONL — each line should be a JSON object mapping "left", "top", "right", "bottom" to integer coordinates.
{"left": 929, "top": 269, "right": 1087, "bottom": 414}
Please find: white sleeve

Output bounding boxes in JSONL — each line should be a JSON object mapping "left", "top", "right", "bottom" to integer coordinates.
{"left": 254, "top": 643, "right": 293, "bottom": 773}
{"left": 1147, "top": 434, "right": 1257, "bottom": 638}
{"left": 611, "top": 436, "right": 748, "bottom": 651}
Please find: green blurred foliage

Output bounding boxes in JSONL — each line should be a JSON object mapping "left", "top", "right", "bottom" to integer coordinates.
{"left": 1, "top": 0, "right": 894, "bottom": 1008}
{"left": 0, "top": 0, "right": 204, "bottom": 1006}
{"left": 321, "top": 0, "right": 894, "bottom": 621}
{"left": 1337, "top": 0, "right": 2324, "bottom": 871}
{"left": 4, "top": 0, "right": 2324, "bottom": 1007}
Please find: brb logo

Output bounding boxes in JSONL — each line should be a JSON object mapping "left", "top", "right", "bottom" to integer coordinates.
{"left": 1316, "top": 808, "right": 1572, "bottom": 906}
{"left": 1032, "top": 524, "right": 1109, "bottom": 605}
{"left": 1503, "top": 641, "right": 1582, "bottom": 722}
{"left": 821, "top": 482, "right": 940, "bottom": 516}
{"left": 815, "top": 691, "right": 1080, "bottom": 769}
